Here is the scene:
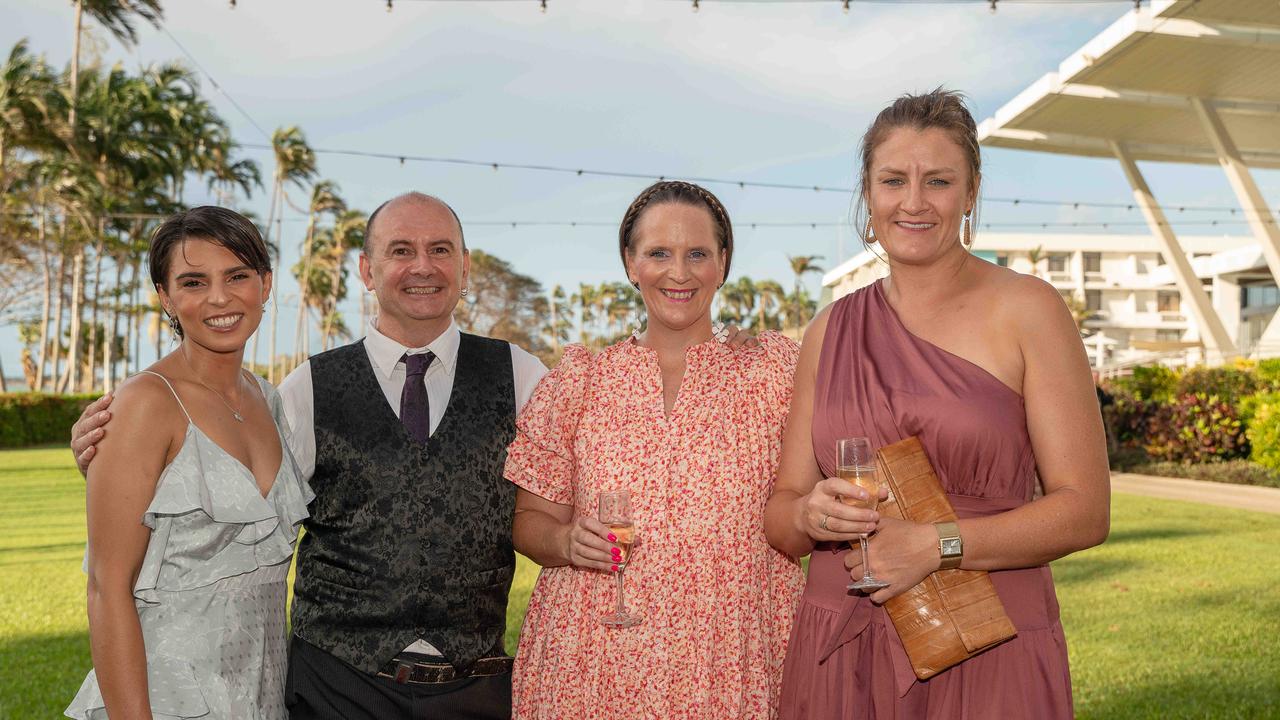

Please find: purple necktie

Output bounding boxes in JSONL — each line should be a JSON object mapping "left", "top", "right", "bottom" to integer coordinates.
{"left": 399, "top": 352, "right": 435, "bottom": 444}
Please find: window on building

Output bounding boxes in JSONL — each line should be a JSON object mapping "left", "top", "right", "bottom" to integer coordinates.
{"left": 1157, "top": 291, "right": 1180, "bottom": 312}
{"left": 1243, "top": 284, "right": 1280, "bottom": 309}
{"left": 1048, "top": 254, "right": 1068, "bottom": 272}
{"left": 1086, "top": 290, "right": 1102, "bottom": 312}
{"left": 1083, "top": 252, "right": 1101, "bottom": 273}
{"left": 1156, "top": 253, "right": 1166, "bottom": 266}
{"left": 1157, "top": 330, "right": 1183, "bottom": 343}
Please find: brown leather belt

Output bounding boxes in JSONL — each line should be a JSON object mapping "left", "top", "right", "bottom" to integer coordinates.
{"left": 376, "top": 655, "right": 513, "bottom": 685}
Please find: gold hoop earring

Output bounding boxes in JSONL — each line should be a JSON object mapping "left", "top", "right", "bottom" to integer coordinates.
{"left": 962, "top": 212, "right": 972, "bottom": 249}
{"left": 864, "top": 216, "right": 875, "bottom": 243}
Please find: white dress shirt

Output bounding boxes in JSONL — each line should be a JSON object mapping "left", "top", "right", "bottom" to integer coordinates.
{"left": 277, "top": 317, "right": 548, "bottom": 656}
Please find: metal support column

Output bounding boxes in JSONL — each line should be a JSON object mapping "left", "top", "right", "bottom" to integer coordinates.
{"left": 1191, "top": 97, "right": 1280, "bottom": 350}
{"left": 1110, "top": 140, "right": 1237, "bottom": 361}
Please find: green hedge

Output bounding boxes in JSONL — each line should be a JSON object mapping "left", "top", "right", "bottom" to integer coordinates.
{"left": 0, "top": 393, "right": 99, "bottom": 449}
{"left": 1102, "top": 362, "right": 1280, "bottom": 486}
{"left": 1247, "top": 392, "right": 1280, "bottom": 473}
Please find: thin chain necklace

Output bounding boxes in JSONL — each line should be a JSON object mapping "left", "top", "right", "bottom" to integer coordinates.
{"left": 181, "top": 350, "right": 245, "bottom": 422}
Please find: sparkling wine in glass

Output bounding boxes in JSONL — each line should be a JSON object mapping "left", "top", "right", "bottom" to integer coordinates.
{"left": 838, "top": 437, "right": 890, "bottom": 592}
{"left": 599, "top": 490, "right": 643, "bottom": 628}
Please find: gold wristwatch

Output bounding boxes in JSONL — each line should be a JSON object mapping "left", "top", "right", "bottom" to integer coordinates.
{"left": 935, "top": 521, "right": 963, "bottom": 571}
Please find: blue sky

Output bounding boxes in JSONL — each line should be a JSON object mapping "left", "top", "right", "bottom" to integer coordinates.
{"left": 3, "top": 0, "right": 1277, "bottom": 378}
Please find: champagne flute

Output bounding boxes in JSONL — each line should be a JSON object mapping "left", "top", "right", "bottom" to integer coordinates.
{"left": 598, "top": 490, "right": 643, "bottom": 628}
{"left": 838, "top": 437, "right": 890, "bottom": 592}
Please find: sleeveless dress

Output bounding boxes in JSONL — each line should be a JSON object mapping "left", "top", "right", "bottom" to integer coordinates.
{"left": 66, "top": 372, "right": 315, "bottom": 720}
{"left": 504, "top": 334, "right": 805, "bottom": 719}
{"left": 778, "top": 281, "right": 1073, "bottom": 719}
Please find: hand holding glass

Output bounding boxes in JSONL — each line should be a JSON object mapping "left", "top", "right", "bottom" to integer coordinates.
{"left": 598, "top": 490, "right": 643, "bottom": 628}
{"left": 838, "top": 437, "right": 890, "bottom": 592}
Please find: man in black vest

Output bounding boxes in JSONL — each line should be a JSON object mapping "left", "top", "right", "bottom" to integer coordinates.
{"left": 72, "top": 192, "right": 547, "bottom": 719}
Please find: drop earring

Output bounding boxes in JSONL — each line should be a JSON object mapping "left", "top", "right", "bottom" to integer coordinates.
{"left": 962, "top": 212, "right": 972, "bottom": 249}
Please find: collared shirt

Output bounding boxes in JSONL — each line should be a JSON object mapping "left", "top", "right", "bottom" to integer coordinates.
{"left": 277, "top": 316, "right": 548, "bottom": 656}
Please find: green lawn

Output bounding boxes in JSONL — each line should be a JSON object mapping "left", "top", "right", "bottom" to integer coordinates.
{"left": 2, "top": 447, "right": 1278, "bottom": 719}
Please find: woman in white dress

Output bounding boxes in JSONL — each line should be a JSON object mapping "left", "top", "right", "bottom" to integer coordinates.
{"left": 67, "top": 206, "right": 313, "bottom": 719}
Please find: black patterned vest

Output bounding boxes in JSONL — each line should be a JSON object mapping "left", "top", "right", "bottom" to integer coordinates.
{"left": 292, "top": 333, "right": 517, "bottom": 674}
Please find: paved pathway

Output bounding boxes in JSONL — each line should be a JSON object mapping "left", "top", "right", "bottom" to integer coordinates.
{"left": 1112, "top": 472, "right": 1280, "bottom": 516}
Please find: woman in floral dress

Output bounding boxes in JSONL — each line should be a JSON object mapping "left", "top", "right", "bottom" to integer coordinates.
{"left": 504, "top": 181, "right": 805, "bottom": 719}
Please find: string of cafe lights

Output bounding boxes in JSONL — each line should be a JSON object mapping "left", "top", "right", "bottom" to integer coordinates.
{"left": 157, "top": 17, "right": 1278, "bottom": 226}
{"left": 370, "top": 0, "right": 1146, "bottom": 12}
{"left": 1, "top": 209, "right": 1265, "bottom": 231}
{"left": 240, "top": 142, "right": 1280, "bottom": 219}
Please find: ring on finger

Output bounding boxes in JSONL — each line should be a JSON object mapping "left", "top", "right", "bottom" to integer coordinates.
{"left": 819, "top": 514, "right": 830, "bottom": 531}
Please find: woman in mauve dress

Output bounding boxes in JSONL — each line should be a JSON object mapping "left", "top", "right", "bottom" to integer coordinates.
{"left": 763, "top": 89, "right": 1110, "bottom": 719}
{"left": 504, "top": 181, "right": 805, "bottom": 719}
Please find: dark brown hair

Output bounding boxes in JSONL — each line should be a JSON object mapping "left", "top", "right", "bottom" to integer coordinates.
{"left": 618, "top": 180, "right": 733, "bottom": 283}
{"left": 149, "top": 206, "right": 271, "bottom": 337}
{"left": 854, "top": 88, "right": 982, "bottom": 244}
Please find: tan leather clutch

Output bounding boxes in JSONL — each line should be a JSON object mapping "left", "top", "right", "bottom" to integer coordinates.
{"left": 875, "top": 436, "right": 1018, "bottom": 680}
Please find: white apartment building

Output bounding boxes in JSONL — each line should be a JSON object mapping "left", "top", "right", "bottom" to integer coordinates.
{"left": 821, "top": 233, "right": 1280, "bottom": 367}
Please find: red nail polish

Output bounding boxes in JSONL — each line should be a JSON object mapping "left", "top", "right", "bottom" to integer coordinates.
{"left": 611, "top": 564, "right": 619, "bottom": 572}
{"left": 611, "top": 547, "right": 622, "bottom": 556}
{"left": 607, "top": 534, "right": 617, "bottom": 542}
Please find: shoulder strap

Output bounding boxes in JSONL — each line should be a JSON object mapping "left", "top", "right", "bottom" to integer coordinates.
{"left": 138, "top": 370, "right": 192, "bottom": 423}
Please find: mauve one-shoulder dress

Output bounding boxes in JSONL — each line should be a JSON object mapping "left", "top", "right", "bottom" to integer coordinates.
{"left": 778, "top": 280, "right": 1073, "bottom": 720}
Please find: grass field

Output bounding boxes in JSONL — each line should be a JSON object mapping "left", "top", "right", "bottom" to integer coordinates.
{"left": 2, "top": 447, "right": 1278, "bottom": 719}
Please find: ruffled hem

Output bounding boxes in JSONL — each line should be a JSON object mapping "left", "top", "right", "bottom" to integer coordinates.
{"left": 129, "top": 380, "right": 312, "bottom": 602}
{"left": 65, "top": 658, "right": 210, "bottom": 719}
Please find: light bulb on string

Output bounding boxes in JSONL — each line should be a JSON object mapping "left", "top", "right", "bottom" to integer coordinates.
{"left": 387, "top": 0, "right": 393, "bottom": 12}
{"left": 842, "top": 0, "right": 849, "bottom": 13}
{"left": 540, "top": 0, "right": 547, "bottom": 12}
{"left": 989, "top": 0, "right": 997, "bottom": 13}
{"left": 692, "top": 0, "right": 699, "bottom": 13}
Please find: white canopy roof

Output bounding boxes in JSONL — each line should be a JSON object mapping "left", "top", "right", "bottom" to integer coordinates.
{"left": 977, "top": 0, "right": 1280, "bottom": 168}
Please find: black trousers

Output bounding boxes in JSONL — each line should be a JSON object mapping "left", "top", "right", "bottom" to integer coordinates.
{"left": 286, "top": 636, "right": 512, "bottom": 720}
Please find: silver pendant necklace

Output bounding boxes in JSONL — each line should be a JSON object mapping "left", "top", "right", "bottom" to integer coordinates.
{"left": 181, "top": 351, "right": 245, "bottom": 422}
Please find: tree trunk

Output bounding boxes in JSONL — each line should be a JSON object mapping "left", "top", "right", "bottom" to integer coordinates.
{"left": 130, "top": 256, "right": 142, "bottom": 374}
{"left": 51, "top": 249, "right": 67, "bottom": 393}
{"left": 68, "top": 0, "right": 83, "bottom": 133}
{"left": 258, "top": 176, "right": 282, "bottom": 376}
{"left": 86, "top": 232, "right": 105, "bottom": 392}
{"left": 35, "top": 207, "right": 51, "bottom": 391}
{"left": 67, "top": 246, "right": 85, "bottom": 393}
{"left": 106, "top": 253, "right": 124, "bottom": 392}
{"left": 153, "top": 301, "right": 162, "bottom": 364}
{"left": 294, "top": 213, "right": 318, "bottom": 365}
{"left": 0, "top": 355, "right": 7, "bottom": 392}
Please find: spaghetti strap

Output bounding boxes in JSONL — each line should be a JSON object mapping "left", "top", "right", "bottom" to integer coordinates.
{"left": 139, "top": 370, "right": 192, "bottom": 423}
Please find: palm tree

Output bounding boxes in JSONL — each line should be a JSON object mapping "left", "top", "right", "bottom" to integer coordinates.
{"left": 755, "top": 279, "right": 786, "bottom": 332}
{"left": 319, "top": 209, "right": 366, "bottom": 351}
{"left": 717, "top": 276, "right": 755, "bottom": 327}
{"left": 293, "top": 180, "right": 345, "bottom": 364}
{"left": 571, "top": 283, "right": 599, "bottom": 346}
{"left": 545, "top": 285, "right": 571, "bottom": 353}
{"left": 1026, "top": 245, "right": 1045, "bottom": 278}
{"left": 1, "top": 40, "right": 56, "bottom": 195}
{"left": 261, "top": 126, "right": 317, "bottom": 381}
{"left": 604, "top": 282, "right": 639, "bottom": 341}
{"left": 786, "top": 255, "right": 824, "bottom": 332}
{"left": 67, "top": 0, "right": 162, "bottom": 134}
